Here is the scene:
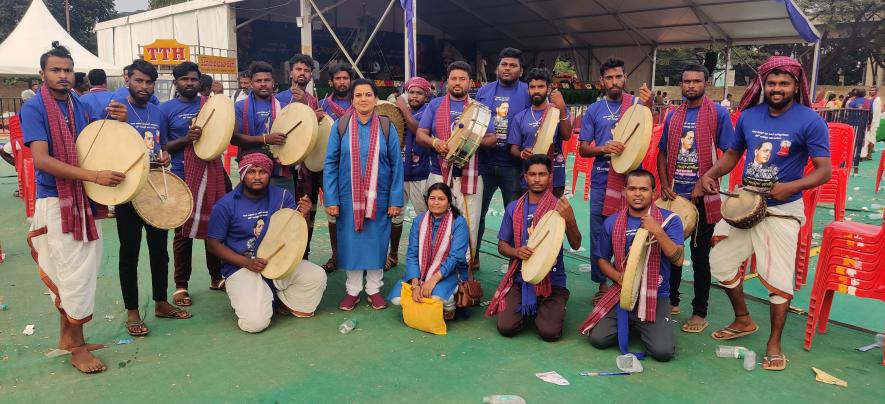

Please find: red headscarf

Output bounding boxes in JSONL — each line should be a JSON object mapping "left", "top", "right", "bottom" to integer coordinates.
{"left": 738, "top": 56, "right": 811, "bottom": 112}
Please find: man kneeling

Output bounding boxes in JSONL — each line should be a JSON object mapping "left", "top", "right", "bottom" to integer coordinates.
{"left": 208, "top": 152, "right": 327, "bottom": 333}
{"left": 578, "top": 169, "right": 683, "bottom": 361}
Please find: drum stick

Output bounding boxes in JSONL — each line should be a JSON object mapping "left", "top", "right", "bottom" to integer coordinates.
{"left": 80, "top": 118, "right": 110, "bottom": 164}
{"left": 196, "top": 108, "right": 215, "bottom": 130}
{"left": 620, "top": 122, "right": 641, "bottom": 145}
{"left": 285, "top": 121, "right": 303, "bottom": 137}
{"left": 528, "top": 229, "right": 550, "bottom": 250}
{"left": 160, "top": 150, "right": 169, "bottom": 199}
{"left": 145, "top": 173, "right": 166, "bottom": 202}
{"left": 123, "top": 152, "right": 145, "bottom": 174}
{"left": 265, "top": 242, "right": 287, "bottom": 261}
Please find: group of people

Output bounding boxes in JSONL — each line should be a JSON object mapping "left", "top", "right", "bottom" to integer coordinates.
{"left": 21, "top": 42, "right": 831, "bottom": 375}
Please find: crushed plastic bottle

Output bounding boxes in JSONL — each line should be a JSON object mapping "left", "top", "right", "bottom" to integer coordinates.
{"left": 339, "top": 319, "right": 357, "bottom": 334}
{"left": 483, "top": 395, "right": 526, "bottom": 404}
{"left": 716, "top": 345, "right": 748, "bottom": 358}
{"left": 742, "top": 350, "right": 756, "bottom": 371}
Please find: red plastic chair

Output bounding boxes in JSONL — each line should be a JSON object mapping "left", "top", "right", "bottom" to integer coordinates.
{"left": 571, "top": 154, "right": 594, "bottom": 201}
{"left": 22, "top": 157, "right": 36, "bottom": 218}
{"left": 8, "top": 116, "right": 25, "bottom": 199}
{"left": 818, "top": 123, "right": 855, "bottom": 221}
{"left": 642, "top": 125, "right": 664, "bottom": 198}
{"left": 795, "top": 186, "right": 821, "bottom": 290}
{"left": 875, "top": 149, "right": 885, "bottom": 193}
{"left": 223, "top": 145, "right": 238, "bottom": 174}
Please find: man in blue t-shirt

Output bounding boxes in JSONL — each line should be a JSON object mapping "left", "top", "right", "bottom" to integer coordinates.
{"left": 22, "top": 45, "right": 128, "bottom": 374}
{"left": 78, "top": 69, "right": 114, "bottom": 119}
{"left": 114, "top": 63, "right": 160, "bottom": 105}
{"left": 476, "top": 47, "right": 531, "bottom": 270}
{"left": 699, "top": 56, "right": 831, "bottom": 371}
{"left": 319, "top": 63, "right": 354, "bottom": 120}
{"left": 112, "top": 59, "right": 193, "bottom": 339}
{"left": 578, "top": 56, "right": 653, "bottom": 300}
{"left": 488, "top": 155, "right": 581, "bottom": 341}
{"left": 207, "top": 152, "right": 327, "bottom": 333}
{"left": 581, "top": 169, "right": 683, "bottom": 362}
{"left": 655, "top": 64, "right": 735, "bottom": 333}
{"left": 385, "top": 76, "right": 432, "bottom": 270}
{"left": 507, "top": 68, "right": 573, "bottom": 197}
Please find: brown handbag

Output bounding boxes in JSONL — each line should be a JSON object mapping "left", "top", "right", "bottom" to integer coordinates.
{"left": 455, "top": 264, "right": 483, "bottom": 308}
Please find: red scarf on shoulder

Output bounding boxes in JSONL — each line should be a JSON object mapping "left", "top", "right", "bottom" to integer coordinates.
{"left": 180, "top": 95, "right": 228, "bottom": 239}
{"left": 433, "top": 95, "right": 479, "bottom": 195}
{"left": 602, "top": 93, "right": 635, "bottom": 216}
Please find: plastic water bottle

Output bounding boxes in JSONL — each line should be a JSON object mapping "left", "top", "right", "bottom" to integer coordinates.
{"left": 716, "top": 345, "right": 748, "bottom": 358}
{"left": 742, "top": 350, "right": 756, "bottom": 371}
{"left": 875, "top": 333, "right": 884, "bottom": 346}
{"left": 338, "top": 319, "right": 357, "bottom": 334}
{"left": 483, "top": 395, "right": 526, "bottom": 404}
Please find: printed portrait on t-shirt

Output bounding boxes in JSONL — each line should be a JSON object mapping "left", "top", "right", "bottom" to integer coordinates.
{"left": 744, "top": 141, "right": 780, "bottom": 188}
{"left": 674, "top": 130, "right": 699, "bottom": 187}
{"left": 144, "top": 131, "right": 159, "bottom": 161}
{"left": 244, "top": 218, "right": 265, "bottom": 258}
{"left": 494, "top": 98, "right": 511, "bottom": 144}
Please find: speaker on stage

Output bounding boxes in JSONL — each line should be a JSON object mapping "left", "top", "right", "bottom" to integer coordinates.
{"left": 704, "top": 52, "right": 718, "bottom": 75}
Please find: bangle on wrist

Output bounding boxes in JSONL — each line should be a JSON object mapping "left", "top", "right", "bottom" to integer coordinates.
{"left": 263, "top": 134, "right": 267, "bottom": 145}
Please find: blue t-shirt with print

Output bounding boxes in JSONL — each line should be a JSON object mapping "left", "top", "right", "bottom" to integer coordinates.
{"left": 595, "top": 209, "right": 684, "bottom": 297}
{"left": 507, "top": 106, "right": 571, "bottom": 188}
{"left": 403, "top": 103, "right": 431, "bottom": 182}
{"left": 498, "top": 199, "right": 567, "bottom": 287}
{"left": 730, "top": 103, "right": 830, "bottom": 206}
{"left": 418, "top": 96, "right": 467, "bottom": 177}
{"left": 657, "top": 104, "right": 734, "bottom": 197}
{"left": 115, "top": 96, "right": 168, "bottom": 163}
{"left": 579, "top": 98, "right": 631, "bottom": 212}
{"left": 476, "top": 81, "right": 530, "bottom": 170}
{"left": 159, "top": 97, "right": 202, "bottom": 178}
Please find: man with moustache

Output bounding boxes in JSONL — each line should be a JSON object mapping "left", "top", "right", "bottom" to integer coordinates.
{"left": 578, "top": 56, "right": 652, "bottom": 303}
{"left": 233, "top": 71, "right": 251, "bottom": 102}
{"left": 655, "top": 64, "right": 734, "bottom": 331}
{"left": 161, "top": 61, "right": 230, "bottom": 304}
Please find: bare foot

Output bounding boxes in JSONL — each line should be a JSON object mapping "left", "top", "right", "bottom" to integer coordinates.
{"left": 60, "top": 342, "right": 105, "bottom": 352}
{"left": 69, "top": 346, "right": 107, "bottom": 374}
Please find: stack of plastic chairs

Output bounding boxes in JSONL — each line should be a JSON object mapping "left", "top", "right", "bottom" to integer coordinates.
{"left": 570, "top": 155, "right": 594, "bottom": 201}
{"left": 803, "top": 210, "right": 885, "bottom": 365}
{"left": 794, "top": 185, "right": 821, "bottom": 290}
{"left": 561, "top": 134, "right": 579, "bottom": 159}
{"left": 9, "top": 116, "right": 26, "bottom": 199}
{"left": 818, "top": 123, "right": 855, "bottom": 221}
{"left": 641, "top": 124, "right": 664, "bottom": 198}
{"left": 8, "top": 116, "right": 36, "bottom": 217}
{"left": 875, "top": 149, "right": 885, "bottom": 194}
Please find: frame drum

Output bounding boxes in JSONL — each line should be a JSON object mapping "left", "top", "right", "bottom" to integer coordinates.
{"left": 610, "top": 104, "right": 653, "bottom": 174}
{"left": 521, "top": 211, "right": 566, "bottom": 285}
{"left": 257, "top": 208, "right": 308, "bottom": 279}
{"left": 76, "top": 120, "right": 149, "bottom": 206}
{"left": 270, "top": 103, "right": 319, "bottom": 165}
{"left": 193, "top": 94, "right": 235, "bottom": 161}
{"left": 132, "top": 169, "right": 194, "bottom": 230}
{"left": 303, "top": 115, "right": 334, "bottom": 173}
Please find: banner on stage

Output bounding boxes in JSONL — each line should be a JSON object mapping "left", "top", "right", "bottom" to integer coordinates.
{"left": 199, "top": 55, "right": 238, "bottom": 75}
{"left": 143, "top": 39, "right": 190, "bottom": 66}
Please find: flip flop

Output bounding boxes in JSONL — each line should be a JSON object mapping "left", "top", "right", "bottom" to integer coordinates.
{"left": 383, "top": 255, "right": 398, "bottom": 272}
{"left": 125, "top": 320, "right": 149, "bottom": 337}
{"left": 172, "top": 289, "right": 192, "bottom": 306}
{"left": 155, "top": 307, "right": 192, "bottom": 319}
{"left": 762, "top": 353, "right": 788, "bottom": 371}
{"left": 209, "top": 279, "right": 225, "bottom": 291}
{"left": 711, "top": 324, "right": 759, "bottom": 340}
{"left": 681, "top": 320, "right": 710, "bottom": 333}
{"left": 671, "top": 306, "right": 681, "bottom": 315}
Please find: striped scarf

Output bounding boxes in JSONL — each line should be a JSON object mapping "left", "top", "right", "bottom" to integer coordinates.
{"left": 348, "top": 113, "right": 381, "bottom": 232}
{"left": 241, "top": 93, "right": 286, "bottom": 176}
{"left": 434, "top": 94, "right": 479, "bottom": 195}
{"left": 418, "top": 211, "right": 453, "bottom": 282}
{"left": 486, "top": 190, "right": 557, "bottom": 317}
{"left": 602, "top": 93, "right": 635, "bottom": 216}
{"left": 180, "top": 96, "right": 228, "bottom": 239}
{"left": 666, "top": 96, "right": 722, "bottom": 224}
{"left": 738, "top": 56, "right": 811, "bottom": 111}
{"left": 324, "top": 95, "right": 352, "bottom": 119}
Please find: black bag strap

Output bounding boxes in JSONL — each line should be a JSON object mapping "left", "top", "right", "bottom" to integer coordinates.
{"left": 337, "top": 112, "right": 390, "bottom": 140}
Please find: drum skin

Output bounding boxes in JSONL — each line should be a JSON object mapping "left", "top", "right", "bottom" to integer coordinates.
{"left": 132, "top": 169, "right": 194, "bottom": 230}
{"left": 303, "top": 115, "right": 334, "bottom": 173}
{"left": 257, "top": 208, "right": 308, "bottom": 279}
{"left": 532, "top": 107, "right": 560, "bottom": 156}
{"left": 76, "top": 120, "right": 149, "bottom": 206}
{"left": 521, "top": 211, "right": 566, "bottom": 285}
{"left": 270, "top": 103, "right": 319, "bottom": 165}
{"left": 620, "top": 228, "right": 650, "bottom": 310}
{"left": 193, "top": 94, "right": 235, "bottom": 161}
{"left": 655, "top": 196, "right": 698, "bottom": 237}
{"left": 611, "top": 104, "right": 652, "bottom": 174}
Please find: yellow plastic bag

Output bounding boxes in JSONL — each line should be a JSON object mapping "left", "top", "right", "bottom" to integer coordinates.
{"left": 400, "top": 282, "right": 447, "bottom": 335}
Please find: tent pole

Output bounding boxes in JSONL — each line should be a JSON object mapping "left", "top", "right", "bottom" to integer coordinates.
{"left": 308, "top": 0, "right": 364, "bottom": 78}
{"left": 651, "top": 46, "right": 657, "bottom": 90}
{"left": 810, "top": 41, "right": 821, "bottom": 101}
{"left": 724, "top": 46, "right": 731, "bottom": 102}
{"left": 300, "top": 0, "right": 312, "bottom": 56}
{"left": 354, "top": 0, "right": 396, "bottom": 65}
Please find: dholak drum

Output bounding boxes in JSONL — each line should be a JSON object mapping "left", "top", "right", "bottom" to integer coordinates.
{"left": 610, "top": 104, "right": 653, "bottom": 174}
{"left": 132, "top": 169, "right": 194, "bottom": 230}
{"left": 532, "top": 107, "right": 560, "bottom": 156}
{"left": 257, "top": 208, "right": 308, "bottom": 279}
{"left": 720, "top": 188, "right": 767, "bottom": 229}
{"left": 620, "top": 228, "right": 651, "bottom": 310}
{"left": 521, "top": 211, "right": 566, "bottom": 285}
{"left": 76, "top": 120, "right": 149, "bottom": 206}
{"left": 193, "top": 94, "right": 235, "bottom": 161}
{"left": 375, "top": 101, "right": 406, "bottom": 149}
{"left": 655, "top": 195, "right": 698, "bottom": 237}
{"left": 270, "top": 103, "right": 319, "bottom": 165}
{"left": 445, "top": 103, "right": 492, "bottom": 167}
{"left": 303, "top": 115, "right": 334, "bottom": 173}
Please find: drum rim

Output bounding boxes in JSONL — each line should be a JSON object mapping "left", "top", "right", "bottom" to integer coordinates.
{"left": 131, "top": 169, "right": 194, "bottom": 230}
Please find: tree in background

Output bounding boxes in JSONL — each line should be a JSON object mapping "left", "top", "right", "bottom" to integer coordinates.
{"left": 0, "top": 0, "right": 116, "bottom": 53}
{"left": 149, "top": 0, "right": 186, "bottom": 9}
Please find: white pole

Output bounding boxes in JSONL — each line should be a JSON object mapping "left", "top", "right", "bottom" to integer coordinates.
{"left": 724, "top": 46, "right": 731, "bottom": 102}
{"left": 810, "top": 41, "right": 821, "bottom": 101}
{"left": 300, "top": 0, "right": 312, "bottom": 56}
{"left": 650, "top": 46, "right": 657, "bottom": 90}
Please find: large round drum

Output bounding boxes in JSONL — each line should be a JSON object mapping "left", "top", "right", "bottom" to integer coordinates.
{"left": 257, "top": 208, "right": 308, "bottom": 279}
{"left": 193, "top": 94, "right": 235, "bottom": 161}
{"left": 611, "top": 104, "right": 653, "bottom": 174}
{"left": 132, "top": 170, "right": 194, "bottom": 230}
{"left": 375, "top": 101, "right": 406, "bottom": 149}
{"left": 655, "top": 195, "right": 698, "bottom": 237}
{"left": 532, "top": 107, "right": 560, "bottom": 156}
{"left": 270, "top": 103, "right": 318, "bottom": 165}
{"left": 303, "top": 115, "right": 334, "bottom": 173}
{"left": 76, "top": 120, "right": 149, "bottom": 206}
{"left": 721, "top": 188, "right": 767, "bottom": 229}
{"left": 445, "top": 103, "right": 491, "bottom": 167}
{"left": 521, "top": 211, "right": 566, "bottom": 285}
{"left": 620, "top": 228, "right": 650, "bottom": 310}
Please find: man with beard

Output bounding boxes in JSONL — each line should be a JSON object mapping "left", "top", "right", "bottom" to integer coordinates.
{"left": 655, "top": 64, "right": 734, "bottom": 332}
{"left": 578, "top": 56, "right": 652, "bottom": 303}
{"left": 384, "top": 76, "right": 433, "bottom": 271}
{"left": 113, "top": 59, "right": 192, "bottom": 338}
{"left": 699, "top": 56, "right": 831, "bottom": 371}
{"left": 507, "top": 68, "right": 572, "bottom": 197}
{"left": 114, "top": 64, "right": 159, "bottom": 105}
{"left": 233, "top": 62, "right": 293, "bottom": 193}
{"left": 161, "top": 61, "right": 230, "bottom": 305}
{"left": 233, "top": 71, "right": 251, "bottom": 102}
{"left": 475, "top": 48, "right": 531, "bottom": 271}
{"left": 417, "top": 61, "right": 495, "bottom": 275}
{"left": 316, "top": 62, "right": 355, "bottom": 272}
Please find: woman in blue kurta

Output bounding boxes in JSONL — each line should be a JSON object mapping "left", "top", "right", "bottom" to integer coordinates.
{"left": 389, "top": 182, "right": 469, "bottom": 320}
{"left": 324, "top": 79, "right": 404, "bottom": 311}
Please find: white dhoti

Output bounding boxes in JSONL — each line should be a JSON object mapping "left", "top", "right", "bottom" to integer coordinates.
{"left": 710, "top": 198, "right": 805, "bottom": 304}
{"left": 427, "top": 173, "right": 482, "bottom": 253}
{"left": 392, "top": 179, "right": 429, "bottom": 225}
{"left": 225, "top": 261, "right": 328, "bottom": 333}
{"left": 27, "top": 197, "right": 102, "bottom": 324}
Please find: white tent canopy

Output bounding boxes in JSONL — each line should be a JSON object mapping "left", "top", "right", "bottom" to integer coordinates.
{"left": 0, "top": 0, "right": 123, "bottom": 76}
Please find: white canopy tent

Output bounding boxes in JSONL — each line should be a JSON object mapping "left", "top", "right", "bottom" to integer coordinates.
{"left": 0, "top": 0, "right": 123, "bottom": 76}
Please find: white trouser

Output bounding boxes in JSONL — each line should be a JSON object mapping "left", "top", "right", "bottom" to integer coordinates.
{"left": 391, "top": 290, "right": 457, "bottom": 311}
{"left": 427, "top": 173, "right": 483, "bottom": 254}
{"left": 29, "top": 197, "right": 102, "bottom": 324}
{"left": 345, "top": 269, "right": 384, "bottom": 296}
{"left": 225, "top": 261, "right": 328, "bottom": 333}
{"left": 862, "top": 122, "right": 880, "bottom": 158}
{"left": 392, "top": 179, "right": 429, "bottom": 225}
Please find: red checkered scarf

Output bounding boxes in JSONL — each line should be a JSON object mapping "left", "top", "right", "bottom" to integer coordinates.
{"left": 289, "top": 89, "right": 319, "bottom": 110}
{"left": 666, "top": 96, "right": 722, "bottom": 224}
{"left": 579, "top": 206, "right": 665, "bottom": 334}
{"left": 39, "top": 85, "right": 104, "bottom": 241}
{"left": 237, "top": 152, "right": 274, "bottom": 179}
{"left": 348, "top": 113, "right": 382, "bottom": 232}
{"left": 434, "top": 95, "right": 479, "bottom": 195}
{"left": 241, "top": 94, "right": 287, "bottom": 176}
{"left": 602, "top": 93, "right": 635, "bottom": 216}
{"left": 418, "top": 210, "right": 453, "bottom": 282}
{"left": 180, "top": 96, "right": 228, "bottom": 239}
{"left": 486, "top": 190, "right": 557, "bottom": 317}
{"left": 324, "top": 94, "right": 353, "bottom": 118}
{"left": 738, "top": 55, "right": 811, "bottom": 112}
